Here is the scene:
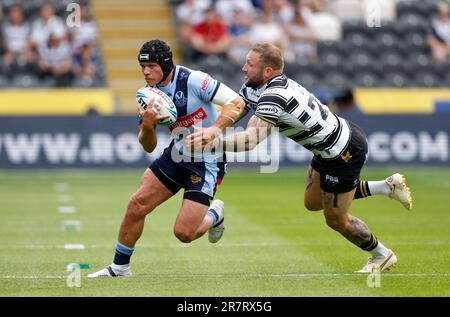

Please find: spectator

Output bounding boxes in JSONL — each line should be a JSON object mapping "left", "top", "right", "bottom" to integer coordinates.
{"left": 247, "top": 5, "right": 291, "bottom": 59}
{"left": 296, "top": 0, "right": 328, "bottom": 25}
{"left": 1, "top": 5, "right": 34, "bottom": 75}
{"left": 68, "top": 4, "right": 98, "bottom": 53}
{"left": 190, "top": 7, "right": 231, "bottom": 61}
{"left": 271, "top": 0, "right": 295, "bottom": 25}
{"left": 427, "top": 1, "right": 450, "bottom": 64}
{"left": 37, "top": 33, "right": 73, "bottom": 86}
{"left": 30, "top": 2, "right": 66, "bottom": 49}
{"left": 176, "top": 0, "right": 211, "bottom": 45}
{"left": 215, "top": 0, "right": 255, "bottom": 25}
{"left": 285, "top": 10, "right": 318, "bottom": 62}
{"left": 227, "top": 9, "right": 253, "bottom": 63}
{"left": 73, "top": 43, "right": 97, "bottom": 86}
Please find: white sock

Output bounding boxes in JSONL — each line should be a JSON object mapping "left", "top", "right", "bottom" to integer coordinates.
{"left": 367, "top": 180, "right": 391, "bottom": 196}
{"left": 111, "top": 263, "right": 130, "bottom": 272}
{"left": 369, "top": 241, "right": 390, "bottom": 258}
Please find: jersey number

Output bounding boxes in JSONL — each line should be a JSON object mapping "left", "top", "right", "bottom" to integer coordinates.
{"left": 308, "top": 96, "right": 328, "bottom": 121}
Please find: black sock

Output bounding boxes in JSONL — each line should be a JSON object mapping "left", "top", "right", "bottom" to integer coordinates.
{"left": 354, "top": 180, "right": 372, "bottom": 199}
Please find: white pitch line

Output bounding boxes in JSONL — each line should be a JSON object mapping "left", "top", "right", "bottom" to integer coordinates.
{"left": 54, "top": 183, "right": 69, "bottom": 192}
{"left": 15, "top": 241, "right": 450, "bottom": 250}
{"left": 64, "top": 244, "right": 85, "bottom": 250}
{"left": 58, "top": 206, "right": 77, "bottom": 214}
{"left": 1, "top": 273, "right": 449, "bottom": 279}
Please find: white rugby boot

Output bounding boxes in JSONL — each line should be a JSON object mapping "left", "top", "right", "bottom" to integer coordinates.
{"left": 355, "top": 249, "right": 397, "bottom": 273}
{"left": 88, "top": 265, "right": 132, "bottom": 278}
{"left": 208, "top": 199, "right": 225, "bottom": 243}
{"left": 385, "top": 173, "right": 413, "bottom": 210}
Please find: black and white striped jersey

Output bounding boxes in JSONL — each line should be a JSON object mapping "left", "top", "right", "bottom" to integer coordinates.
{"left": 239, "top": 74, "right": 351, "bottom": 159}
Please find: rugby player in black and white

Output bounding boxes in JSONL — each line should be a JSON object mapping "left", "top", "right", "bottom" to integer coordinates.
{"left": 213, "top": 43, "right": 413, "bottom": 273}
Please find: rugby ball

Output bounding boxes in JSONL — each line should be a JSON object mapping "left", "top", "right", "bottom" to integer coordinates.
{"left": 136, "top": 87, "right": 177, "bottom": 126}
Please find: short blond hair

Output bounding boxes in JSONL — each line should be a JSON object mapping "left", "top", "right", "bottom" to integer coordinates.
{"left": 251, "top": 43, "right": 284, "bottom": 72}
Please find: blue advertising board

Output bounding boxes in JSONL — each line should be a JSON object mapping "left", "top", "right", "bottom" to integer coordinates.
{"left": 0, "top": 114, "right": 448, "bottom": 169}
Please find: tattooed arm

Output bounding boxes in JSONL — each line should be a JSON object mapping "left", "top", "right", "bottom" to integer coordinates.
{"left": 222, "top": 115, "right": 275, "bottom": 152}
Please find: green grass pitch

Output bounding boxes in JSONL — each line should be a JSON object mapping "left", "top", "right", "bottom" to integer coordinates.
{"left": 0, "top": 167, "right": 449, "bottom": 296}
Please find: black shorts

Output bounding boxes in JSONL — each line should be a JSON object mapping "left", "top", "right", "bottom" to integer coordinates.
{"left": 149, "top": 141, "right": 226, "bottom": 206}
{"left": 310, "top": 122, "right": 368, "bottom": 193}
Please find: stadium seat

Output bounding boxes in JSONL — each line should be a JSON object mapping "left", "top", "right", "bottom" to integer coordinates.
{"left": 396, "top": 0, "right": 422, "bottom": 19}
{"left": 407, "top": 52, "right": 431, "bottom": 68}
{"left": 294, "top": 72, "right": 320, "bottom": 90}
{"left": 0, "top": 75, "right": 10, "bottom": 88}
{"left": 353, "top": 71, "right": 380, "bottom": 87}
{"left": 398, "top": 13, "right": 429, "bottom": 35}
{"left": 398, "top": 0, "right": 437, "bottom": 20}
{"left": 413, "top": 71, "right": 440, "bottom": 87}
{"left": 317, "top": 41, "right": 344, "bottom": 57}
{"left": 402, "top": 32, "right": 428, "bottom": 54}
{"left": 380, "top": 71, "right": 408, "bottom": 87}
{"left": 379, "top": 51, "right": 404, "bottom": 69}
{"left": 443, "top": 71, "right": 450, "bottom": 86}
{"left": 11, "top": 75, "right": 40, "bottom": 88}
{"left": 374, "top": 31, "right": 399, "bottom": 48}
{"left": 325, "top": 71, "right": 352, "bottom": 90}
{"left": 309, "top": 13, "right": 342, "bottom": 41}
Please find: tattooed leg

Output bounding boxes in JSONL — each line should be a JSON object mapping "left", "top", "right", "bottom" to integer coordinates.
{"left": 340, "top": 216, "right": 373, "bottom": 248}
{"left": 322, "top": 190, "right": 375, "bottom": 249}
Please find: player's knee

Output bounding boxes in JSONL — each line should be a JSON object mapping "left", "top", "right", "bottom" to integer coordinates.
{"left": 304, "top": 198, "right": 322, "bottom": 211}
{"left": 173, "top": 228, "right": 194, "bottom": 243}
{"left": 127, "top": 194, "right": 152, "bottom": 218}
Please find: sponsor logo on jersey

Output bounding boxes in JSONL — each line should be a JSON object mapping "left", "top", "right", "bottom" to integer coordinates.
{"left": 190, "top": 174, "right": 203, "bottom": 184}
{"left": 169, "top": 107, "right": 207, "bottom": 131}
{"left": 174, "top": 91, "right": 186, "bottom": 108}
{"left": 325, "top": 174, "right": 339, "bottom": 186}
{"left": 340, "top": 150, "right": 352, "bottom": 163}
{"left": 257, "top": 107, "right": 279, "bottom": 114}
{"left": 201, "top": 75, "right": 211, "bottom": 92}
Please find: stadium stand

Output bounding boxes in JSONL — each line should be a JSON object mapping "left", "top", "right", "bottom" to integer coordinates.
{"left": 171, "top": 0, "right": 450, "bottom": 94}
{"left": 93, "top": 0, "right": 180, "bottom": 112}
{"left": 1, "top": 0, "right": 449, "bottom": 114}
{"left": 0, "top": 0, "right": 106, "bottom": 88}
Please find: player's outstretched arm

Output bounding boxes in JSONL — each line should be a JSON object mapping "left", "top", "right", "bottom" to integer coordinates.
{"left": 213, "top": 95, "right": 247, "bottom": 131}
{"left": 223, "top": 115, "right": 274, "bottom": 152}
{"left": 186, "top": 93, "right": 246, "bottom": 149}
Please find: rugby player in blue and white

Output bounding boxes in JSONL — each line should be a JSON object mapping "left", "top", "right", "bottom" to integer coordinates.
{"left": 89, "top": 40, "right": 245, "bottom": 277}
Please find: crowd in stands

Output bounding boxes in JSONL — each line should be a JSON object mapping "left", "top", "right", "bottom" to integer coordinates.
{"left": 0, "top": 0, "right": 104, "bottom": 88}
{"left": 176, "top": 0, "right": 323, "bottom": 64}
{"left": 172, "top": 0, "right": 450, "bottom": 91}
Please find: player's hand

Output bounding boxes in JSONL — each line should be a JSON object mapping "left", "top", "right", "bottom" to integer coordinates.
{"left": 185, "top": 126, "right": 222, "bottom": 151}
{"left": 139, "top": 98, "right": 170, "bottom": 128}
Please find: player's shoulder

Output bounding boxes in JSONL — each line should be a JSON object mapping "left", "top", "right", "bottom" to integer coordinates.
{"left": 182, "top": 66, "right": 212, "bottom": 83}
{"left": 261, "top": 75, "right": 290, "bottom": 96}
{"left": 266, "top": 74, "right": 289, "bottom": 89}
